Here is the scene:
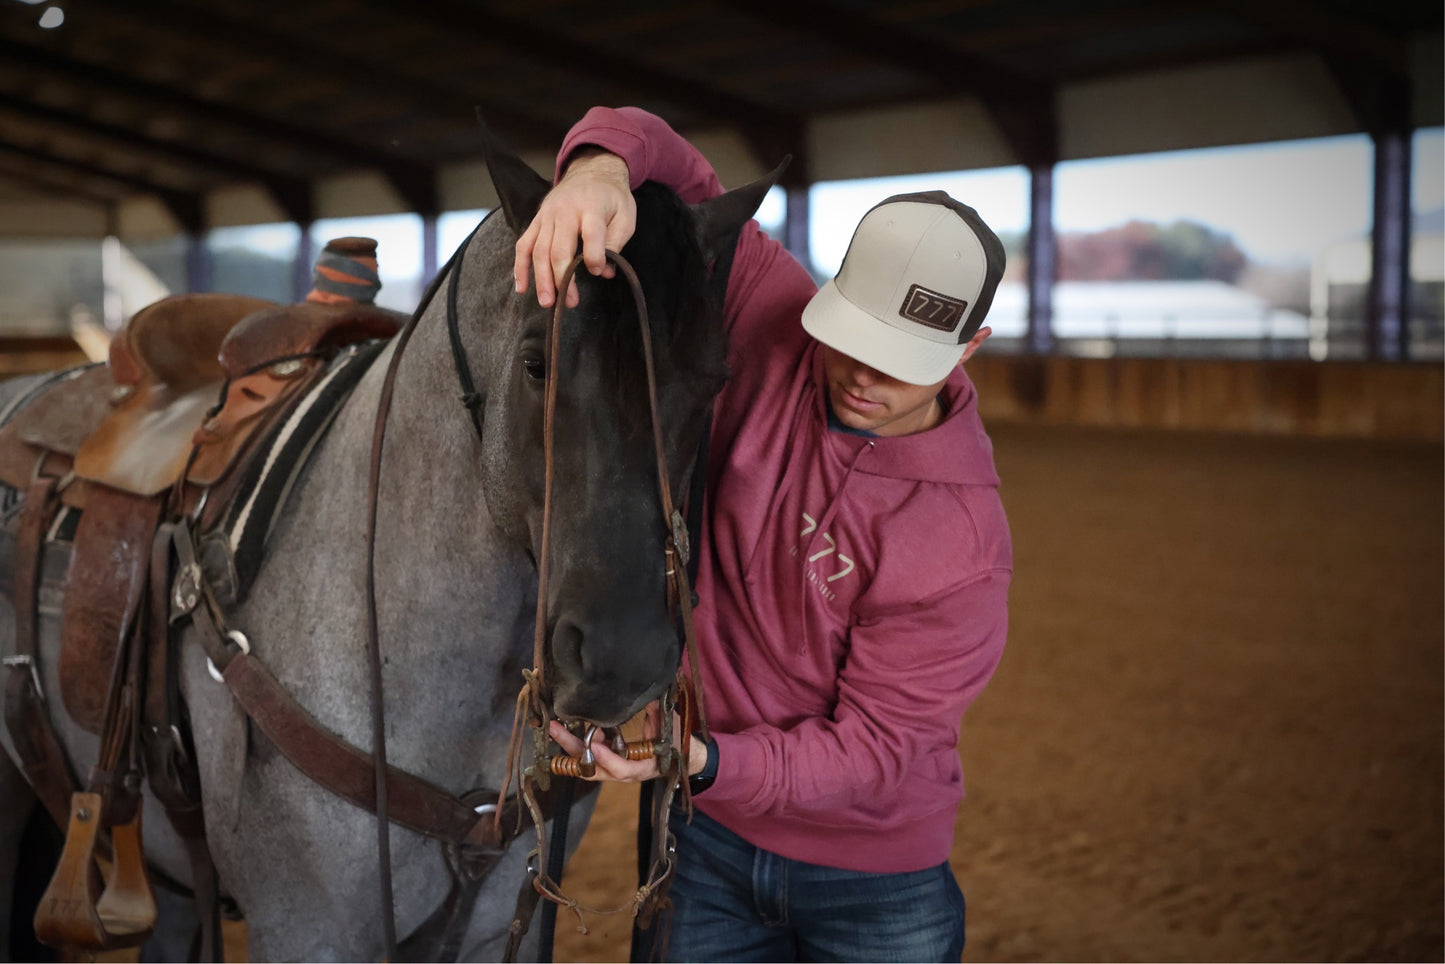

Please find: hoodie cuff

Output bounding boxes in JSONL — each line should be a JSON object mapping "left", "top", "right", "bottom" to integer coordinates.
{"left": 555, "top": 107, "right": 648, "bottom": 190}
{"left": 701, "top": 731, "right": 769, "bottom": 813}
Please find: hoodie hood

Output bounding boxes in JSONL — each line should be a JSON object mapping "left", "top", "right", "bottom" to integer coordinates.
{"left": 809, "top": 344, "right": 1000, "bottom": 487}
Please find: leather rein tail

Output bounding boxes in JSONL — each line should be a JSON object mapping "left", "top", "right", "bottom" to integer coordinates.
{"left": 361, "top": 230, "right": 472, "bottom": 961}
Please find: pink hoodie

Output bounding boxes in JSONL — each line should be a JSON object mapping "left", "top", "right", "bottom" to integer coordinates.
{"left": 558, "top": 108, "right": 1011, "bottom": 873}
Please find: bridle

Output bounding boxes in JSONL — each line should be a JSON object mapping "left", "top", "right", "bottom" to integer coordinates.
{"left": 363, "top": 236, "right": 709, "bottom": 960}
{"left": 510, "top": 248, "right": 711, "bottom": 954}
{"left": 527, "top": 249, "right": 708, "bottom": 726}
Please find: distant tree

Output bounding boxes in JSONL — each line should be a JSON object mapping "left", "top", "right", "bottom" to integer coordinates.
{"left": 1058, "top": 219, "right": 1247, "bottom": 283}
{"left": 1156, "top": 220, "right": 1247, "bottom": 281}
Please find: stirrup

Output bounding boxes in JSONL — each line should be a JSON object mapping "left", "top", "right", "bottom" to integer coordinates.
{"left": 34, "top": 791, "right": 157, "bottom": 951}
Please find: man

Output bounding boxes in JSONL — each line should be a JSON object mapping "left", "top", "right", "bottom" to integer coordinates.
{"left": 519, "top": 106, "right": 1011, "bottom": 963}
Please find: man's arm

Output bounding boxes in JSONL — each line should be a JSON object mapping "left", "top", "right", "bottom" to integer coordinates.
{"left": 708, "top": 569, "right": 1010, "bottom": 820}
{"left": 513, "top": 106, "right": 726, "bottom": 308}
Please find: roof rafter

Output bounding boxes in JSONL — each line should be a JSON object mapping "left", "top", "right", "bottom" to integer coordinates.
{"left": 58, "top": 0, "right": 565, "bottom": 146}
{"left": 0, "top": 37, "right": 440, "bottom": 215}
{"left": 354, "top": 0, "right": 808, "bottom": 177}
{"left": 0, "top": 160, "right": 123, "bottom": 207}
{"left": 1208, "top": 0, "right": 1408, "bottom": 79}
{"left": 0, "top": 91, "right": 315, "bottom": 222}
{"left": 0, "top": 140, "right": 205, "bottom": 232}
{"left": 715, "top": 0, "right": 1059, "bottom": 165}
{"left": 1205, "top": 0, "right": 1413, "bottom": 135}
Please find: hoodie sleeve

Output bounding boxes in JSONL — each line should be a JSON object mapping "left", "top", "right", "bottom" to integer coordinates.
{"left": 555, "top": 106, "right": 817, "bottom": 343}
{"left": 703, "top": 567, "right": 1009, "bottom": 821}
{"left": 556, "top": 106, "right": 724, "bottom": 203}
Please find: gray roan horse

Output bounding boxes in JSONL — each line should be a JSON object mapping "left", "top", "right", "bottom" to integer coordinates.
{"left": 0, "top": 130, "right": 773, "bottom": 960}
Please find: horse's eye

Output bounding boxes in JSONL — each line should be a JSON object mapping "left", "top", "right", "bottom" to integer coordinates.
{"left": 521, "top": 351, "right": 546, "bottom": 382}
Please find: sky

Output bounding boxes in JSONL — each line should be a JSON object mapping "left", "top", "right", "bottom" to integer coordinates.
{"left": 209, "top": 128, "right": 1445, "bottom": 298}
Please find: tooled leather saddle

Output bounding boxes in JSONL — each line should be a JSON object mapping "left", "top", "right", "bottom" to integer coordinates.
{"left": 0, "top": 237, "right": 403, "bottom": 956}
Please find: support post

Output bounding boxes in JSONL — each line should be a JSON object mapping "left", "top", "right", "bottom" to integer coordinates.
{"left": 784, "top": 185, "right": 811, "bottom": 276}
{"left": 1026, "top": 163, "right": 1056, "bottom": 355}
{"left": 293, "top": 222, "right": 314, "bottom": 302}
{"left": 184, "top": 232, "right": 212, "bottom": 294}
{"left": 1367, "top": 127, "right": 1411, "bottom": 361}
{"left": 422, "top": 214, "right": 439, "bottom": 287}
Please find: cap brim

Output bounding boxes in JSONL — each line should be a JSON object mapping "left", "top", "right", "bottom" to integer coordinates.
{"left": 802, "top": 279, "right": 965, "bottom": 386}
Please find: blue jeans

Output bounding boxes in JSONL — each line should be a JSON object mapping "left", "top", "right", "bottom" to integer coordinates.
{"left": 660, "top": 809, "right": 966, "bottom": 963}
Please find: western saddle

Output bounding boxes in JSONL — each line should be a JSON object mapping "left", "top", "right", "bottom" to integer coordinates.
{"left": 0, "top": 238, "right": 404, "bottom": 956}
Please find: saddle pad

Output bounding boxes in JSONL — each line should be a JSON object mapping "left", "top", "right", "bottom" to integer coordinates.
{"left": 58, "top": 485, "right": 164, "bottom": 735}
{"left": 0, "top": 365, "right": 113, "bottom": 490}
{"left": 73, "top": 381, "right": 222, "bottom": 497}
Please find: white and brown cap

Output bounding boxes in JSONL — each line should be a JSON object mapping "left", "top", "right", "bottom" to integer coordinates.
{"left": 802, "top": 190, "right": 1006, "bottom": 385}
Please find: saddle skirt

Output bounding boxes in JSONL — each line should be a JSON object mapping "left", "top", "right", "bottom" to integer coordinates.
{"left": 0, "top": 288, "right": 401, "bottom": 734}
{"left": 75, "top": 293, "right": 276, "bottom": 496}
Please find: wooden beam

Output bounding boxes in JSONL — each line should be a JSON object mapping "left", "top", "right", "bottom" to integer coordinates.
{"left": 1050, "top": 36, "right": 1292, "bottom": 84}
{"left": 54, "top": 0, "right": 565, "bottom": 149}
{"left": 743, "top": 120, "right": 810, "bottom": 188}
{"left": 1209, "top": 0, "right": 1409, "bottom": 79}
{"left": 0, "top": 92, "right": 314, "bottom": 222}
{"left": 1325, "top": 56, "right": 1414, "bottom": 136}
{"left": 355, "top": 0, "right": 804, "bottom": 171}
{"left": 0, "top": 141, "right": 205, "bottom": 233}
{"left": 715, "top": 0, "right": 1058, "bottom": 166}
{"left": 933, "top": 0, "right": 1196, "bottom": 55}
{"left": 0, "top": 38, "right": 440, "bottom": 215}
{"left": 0, "top": 162, "right": 123, "bottom": 206}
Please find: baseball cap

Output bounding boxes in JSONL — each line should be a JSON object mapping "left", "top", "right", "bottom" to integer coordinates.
{"left": 802, "top": 190, "right": 1006, "bottom": 385}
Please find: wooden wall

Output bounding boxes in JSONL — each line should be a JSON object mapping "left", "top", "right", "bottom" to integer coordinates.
{"left": 968, "top": 356, "right": 1445, "bottom": 442}
{"left": 1, "top": 344, "right": 1438, "bottom": 443}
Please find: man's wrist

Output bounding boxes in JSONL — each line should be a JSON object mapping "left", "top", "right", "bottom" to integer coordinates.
{"left": 687, "top": 736, "right": 718, "bottom": 795}
{"left": 561, "top": 147, "right": 629, "bottom": 184}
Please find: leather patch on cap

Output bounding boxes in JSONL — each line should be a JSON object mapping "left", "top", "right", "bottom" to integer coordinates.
{"left": 900, "top": 284, "right": 967, "bottom": 332}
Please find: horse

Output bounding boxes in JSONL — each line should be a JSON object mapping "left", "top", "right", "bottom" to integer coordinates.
{"left": 0, "top": 129, "right": 776, "bottom": 961}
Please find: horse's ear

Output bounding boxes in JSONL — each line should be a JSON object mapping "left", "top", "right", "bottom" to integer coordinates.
{"left": 691, "top": 156, "right": 792, "bottom": 262}
{"left": 477, "top": 114, "right": 551, "bottom": 235}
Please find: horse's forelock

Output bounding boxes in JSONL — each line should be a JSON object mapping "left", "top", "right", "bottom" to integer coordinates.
{"left": 621, "top": 183, "right": 729, "bottom": 398}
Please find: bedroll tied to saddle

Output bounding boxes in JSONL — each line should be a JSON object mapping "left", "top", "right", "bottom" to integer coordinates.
{"left": 0, "top": 238, "right": 403, "bottom": 955}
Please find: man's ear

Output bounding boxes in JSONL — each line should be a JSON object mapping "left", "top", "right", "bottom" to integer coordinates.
{"left": 959, "top": 326, "right": 992, "bottom": 364}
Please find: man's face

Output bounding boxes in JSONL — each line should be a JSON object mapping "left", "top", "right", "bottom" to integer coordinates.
{"left": 820, "top": 328, "right": 990, "bottom": 438}
{"left": 821, "top": 346, "right": 952, "bottom": 437}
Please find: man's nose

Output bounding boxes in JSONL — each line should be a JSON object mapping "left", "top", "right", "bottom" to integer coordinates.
{"left": 851, "top": 360, "right": 882, "bottom": 385}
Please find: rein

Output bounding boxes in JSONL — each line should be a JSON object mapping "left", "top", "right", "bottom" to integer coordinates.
{"left": 361, "top": 240, "right": 708, "bottom": 961}
{"left": 505, "top": 249, "right": 711, "bottom": 954}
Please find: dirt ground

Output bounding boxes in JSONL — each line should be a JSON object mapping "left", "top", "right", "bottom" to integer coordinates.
{"left": 72, "top": 421, "right": 1445, "bottom": 963}
{"left": 552, "top": 422, "right": 1444, "bottom": 963}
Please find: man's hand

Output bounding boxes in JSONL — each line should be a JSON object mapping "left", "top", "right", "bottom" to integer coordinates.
{"left": 514, "top": 149, "right": 636, "bottom": 309}
{"left": 547, "top": 712, "right": 708, "bottom": 784}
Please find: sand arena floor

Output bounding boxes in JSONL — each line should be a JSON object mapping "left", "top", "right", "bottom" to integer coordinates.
{"left": 552, "top": 422, "right": 1444, "bottom": 963}
{"left": 71, "top": 420, "right": 1441, "bottom": 963}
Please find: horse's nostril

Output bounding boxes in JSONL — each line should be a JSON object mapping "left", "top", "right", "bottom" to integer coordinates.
{"left": 551, "top": 619, "right": 585, "bottom": 678}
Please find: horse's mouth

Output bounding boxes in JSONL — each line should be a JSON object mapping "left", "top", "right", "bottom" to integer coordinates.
{"left": 551, "top": 672, "right": 674, "bottom": 730}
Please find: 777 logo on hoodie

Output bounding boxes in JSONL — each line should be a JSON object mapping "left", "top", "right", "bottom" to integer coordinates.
{"left": 791, "top": 513, "right": 856, "bottom": 601}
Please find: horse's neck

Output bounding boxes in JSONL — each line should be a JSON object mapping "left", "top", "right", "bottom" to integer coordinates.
{"left": 228, "top": 289, "right": 528, "bottom": 791}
